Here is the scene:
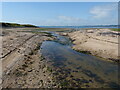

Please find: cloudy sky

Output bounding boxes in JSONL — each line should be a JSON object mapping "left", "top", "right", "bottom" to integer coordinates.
{"left": 2, "top": 2, "right": 118, "bottom": 26}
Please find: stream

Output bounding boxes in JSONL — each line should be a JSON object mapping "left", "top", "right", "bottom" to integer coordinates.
{"left": 40, "top": 31, "right": 119, "bottom": 88}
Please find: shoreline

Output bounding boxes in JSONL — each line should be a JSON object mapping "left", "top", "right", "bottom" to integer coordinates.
{"left": 60, "top": 28, "right": 119, "bottom": 63}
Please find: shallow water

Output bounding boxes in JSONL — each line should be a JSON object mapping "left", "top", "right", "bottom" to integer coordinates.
{"left": 40, "top": 32, "right": 119, "bottom": 88}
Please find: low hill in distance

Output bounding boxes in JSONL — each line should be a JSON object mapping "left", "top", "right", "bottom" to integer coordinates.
{"left": 0, "top": 22, "right": 38, "bottom": 28}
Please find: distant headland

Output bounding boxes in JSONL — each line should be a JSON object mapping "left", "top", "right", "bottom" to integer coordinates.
{"left": 0, "top": 22, "right": 38, "bottom": 28}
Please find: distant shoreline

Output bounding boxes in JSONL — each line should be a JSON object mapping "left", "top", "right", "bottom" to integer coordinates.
{"left": 0, "top": 22, "right": 38, "bottom": 28}
{"left": 40, "top": 25, "right": 119, "bottom": 29}
{"left": 0, "top": 22, "right": 119, "bottom": 29}
{"left": 1, "top": 22, "right": 120, "bottom": 32}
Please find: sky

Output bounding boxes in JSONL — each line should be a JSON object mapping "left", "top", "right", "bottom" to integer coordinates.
{"left": 1, "top": 2, "right": 118, "bottom": 26}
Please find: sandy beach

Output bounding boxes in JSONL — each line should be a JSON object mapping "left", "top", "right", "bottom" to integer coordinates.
{"left": 64, "top": 29, "right": 119, "bottom": 63}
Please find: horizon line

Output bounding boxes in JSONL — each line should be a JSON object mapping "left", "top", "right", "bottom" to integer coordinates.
{"left": 1, "top": 22, "right": 118, "bottom": 27}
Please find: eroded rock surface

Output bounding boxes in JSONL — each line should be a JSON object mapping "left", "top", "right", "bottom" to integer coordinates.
{"left": 67, "top": 29, "right": 119, "bottom": 62}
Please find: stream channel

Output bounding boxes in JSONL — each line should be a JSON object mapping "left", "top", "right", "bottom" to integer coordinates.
{"left": 40, "top": 31, "right": 119, "bottom": 88}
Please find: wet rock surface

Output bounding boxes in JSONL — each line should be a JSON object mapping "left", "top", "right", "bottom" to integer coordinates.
{"left": 1, "top": 28, "right": 120, "bottom": 88}
{"left": 41, "top": 31, "right": 119, "bottom": 88}
{"left": 67, "top": 29, "right": 119, "bottom": 63}
{"left": 2, "top": 28, "right": 58, "bottom": 88}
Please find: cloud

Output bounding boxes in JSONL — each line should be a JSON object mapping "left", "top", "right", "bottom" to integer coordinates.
{"left": 58, "top": 16, "right": 81, "bottom": 21}
{"left": 90, "top": 3, "right": 117, "bottom": 19}
{"left": 40, "top": 16, "right": 86, "bottom": 26}
{"left": 39, "top": 3, "right": 118, "bottom": 26}
{"left": 39, "top": 13, "right": 117, "bottom": 26}
{"left": 57, "top": 16, "right": 88, "bottom": 26}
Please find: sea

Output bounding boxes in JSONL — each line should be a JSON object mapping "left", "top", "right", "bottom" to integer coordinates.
{"left": 40, "top": 25, "right": 119, "bottom": 29}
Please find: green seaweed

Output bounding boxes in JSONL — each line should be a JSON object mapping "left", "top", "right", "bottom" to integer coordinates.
{"left": 111, "top": 28, "right": 120, "bottom": 32}
{"left": 47, "top": 67, "right": 53, "bottom": 72}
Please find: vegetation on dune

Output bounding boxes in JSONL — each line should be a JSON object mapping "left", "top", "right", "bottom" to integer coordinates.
{"left": 0, "top": 22, "right": 38, "bottom": 28}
